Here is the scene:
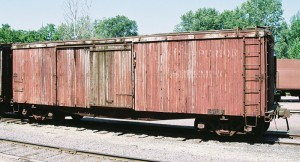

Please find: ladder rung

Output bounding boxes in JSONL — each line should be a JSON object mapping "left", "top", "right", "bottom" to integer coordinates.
{"left": 245, "top": 68, "right": 259, "bottom": 70}
{"left": 244, "top": 64, "right": 260, "bottom": 66}
{"left": 245, "top": 43, "right": 260, "bottom": 45}
{"left": 244, "top": 52, "right": 260, "bottom": 54}
{"left": 245, "top": 103, "right": 259, "bottom": 106}
{"left": 246, "top": 52, "right": 260, "bottom": 54}
{"left": 245, "top": 55, "right": 259, "bottom": 57}
{"left": 245, "top": 80, "right": 259, "bottom": 82}
{"left": 245, "top": 92, "right": 260, "bottom": 94}
{"left": 243, "top": 76, "right": 259, "bottom": 80}
{"left": 244, "top": 89, "right": 260, "bottom": 91}
{"left": 243, "top": 76, "right": 258, "bottom": 78}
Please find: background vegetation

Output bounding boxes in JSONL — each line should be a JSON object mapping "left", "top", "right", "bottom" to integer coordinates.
{"left": 0, "top": 0, "right": 299, "bottom": 59}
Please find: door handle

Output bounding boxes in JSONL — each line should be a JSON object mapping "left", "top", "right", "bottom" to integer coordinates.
{"left": 106, "top": 100, "right": 114, "bottom": 104}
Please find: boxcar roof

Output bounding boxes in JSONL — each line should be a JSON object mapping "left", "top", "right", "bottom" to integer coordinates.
{"left": 0, "top": 44, "right": 12, "bottom": 48}
{"left": 12, "top": 28, "right": 272, "bottom": 49}
{"left": 277, "top": 59, "right": 300, "bottom": 69}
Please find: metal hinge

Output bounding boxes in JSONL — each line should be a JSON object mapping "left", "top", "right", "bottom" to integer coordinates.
{"left": 133, "top": 52, "right": 136, "bottom": 68}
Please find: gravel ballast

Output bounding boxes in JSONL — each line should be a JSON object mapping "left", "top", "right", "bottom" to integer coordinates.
{"left": 0, "top": 98, "right": 299, "bottom": 161}
{"left": 0, "top": 117, "right": 299, "bottom": 162}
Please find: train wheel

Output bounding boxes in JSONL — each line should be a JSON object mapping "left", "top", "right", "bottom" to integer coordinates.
{"left": 32, "top": 110, "right": 47, "bottom": 121}
{"left": 71, "top": 115, "right": 83, "bottom": 121}
{"left": 263, "top": 122, "right": 270, "bottom": 132}
{"left": 253, "top": 121, "right": 269, "bottom": 138}
{"left": 0, "top": 108, "right": 5, "bottom": 119}
{"left": 53, "top": 112, "right": 65, "bottom": 123}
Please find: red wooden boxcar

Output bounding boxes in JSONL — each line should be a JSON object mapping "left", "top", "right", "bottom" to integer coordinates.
{"left": 10, "top": 28, "right": 288, "bottom": 135}
{"left": 277, "top": 59, "right": 300, "bottom": 99}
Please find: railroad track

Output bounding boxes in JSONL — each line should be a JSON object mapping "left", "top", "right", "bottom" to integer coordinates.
{"left": 0, "top": 138, "right": 150, "bottom": 162}
{"left": 0, "top": 116, "right": 201, "bottom": 140}
{"left": 263, "top": 132, "right": 300, "bottom": 146}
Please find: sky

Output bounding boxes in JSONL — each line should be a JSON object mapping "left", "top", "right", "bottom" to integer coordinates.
{"left": 0, "top": 0, "right": 299, "bottom": 35}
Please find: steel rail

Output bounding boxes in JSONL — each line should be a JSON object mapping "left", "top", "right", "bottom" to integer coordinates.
{"left": 290, "top": 110, "right": 300, "bottom": 114}
{"left": 274, "top": 141, "right": 300, "bottom": 146}
{"left": 0, "top": 138, "right": 153, "bottom": 162}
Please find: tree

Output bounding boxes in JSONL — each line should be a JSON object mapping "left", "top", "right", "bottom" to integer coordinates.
{"left": 174, "top": 8, "right": 220, "bottom": 32}
{"left": 175, "top": 0, "right": 284, "bottom": 36}
{"left": 0, "top": 23, "right": 61, "bottom": 43}
{"left": 38, "top": 24, "right": 60, "bottom": 41}
{"left": 174, "top": 0, "right": 290, "bottom": 59}
{"left": 289, "top": 11, "right": 300, "bottom": 41}
{"left": 76, "top": 16, "right": 94, "bottom": 39}
{"left": 238, "top": 0, "right": 284, "bottom": 38}
{"left": 219, "top": 8, "right": 248, "bottom": 29}
{"left": 58, "top": 16, "right": 94, "bottom": 40}
{"left": 275, "top": 22, "right": 289, "bottom": 58}
{"left": 0, "top": 24, "right": 14, "bottom": 43}
{"left": 94, "top": 15, "right": 138, "bottom": 38}
{"left": 286, "top": 11, "right": 300, "bottom": 59}
{"left": 287, "top": 38, "right": 300, "bottom": 59}
{"left": 62, "top": 0, "right": 93, "bottom": 40}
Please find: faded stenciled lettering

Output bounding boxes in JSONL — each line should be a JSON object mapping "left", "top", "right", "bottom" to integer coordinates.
{"left": 196, "top": 49, "right": 239, "bottom": 58}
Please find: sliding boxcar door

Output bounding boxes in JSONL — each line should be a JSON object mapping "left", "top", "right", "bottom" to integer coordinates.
{"left": 89, "top": 44, "right": 133, "bottom": 108}
{"left": 56, "top": 48, "right": 90, "bottom": 108}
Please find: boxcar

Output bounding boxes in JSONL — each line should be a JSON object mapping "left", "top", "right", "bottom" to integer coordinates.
{"left": 10, "top": 28, "right": 289, "bottom": 135}
{"left": 277, "top": 59, "right": 300, "bottom": 99}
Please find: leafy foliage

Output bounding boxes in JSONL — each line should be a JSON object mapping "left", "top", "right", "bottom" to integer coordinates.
{"left": 175, "top": 0, "right": 283, "bottom": 34}
{"left": 94, "top": 15, "right": 138, "bottom": 38}
{"left": 287, "top": 38, "right": 300, "bottom": 59}
{"left": 0, "top": 24, "right": 61, "bottom": 43}
{"left": 286, "top": 12, "right": 300, "bottom": 59}
{"left": 0, "top": 24, "right": 14, "bottom": 43}
{"left": 38, "top": 24, "right": 60, "bottom": 41}
{"left": 174, "top": 8, "right": 220, "bottom": 32}
{"left": 219, "top": 9, "right": 242, "bottom": 29}
{"left": 0, "top": 15, "right": 137, "bottom": 43}
{"left": 275, "top": 22, "right": 289, "bottom": 58}
{"left": 239, "top": 0, "right": 284, "bottom": 38}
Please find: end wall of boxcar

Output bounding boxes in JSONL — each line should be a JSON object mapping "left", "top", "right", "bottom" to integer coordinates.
{"left": 0, "top": 44, "right": 13, "bottom": 112}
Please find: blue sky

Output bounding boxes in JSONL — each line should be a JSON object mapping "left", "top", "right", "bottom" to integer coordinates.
{"left": 0, "top": 0, "right": 299, "bottom": 35}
